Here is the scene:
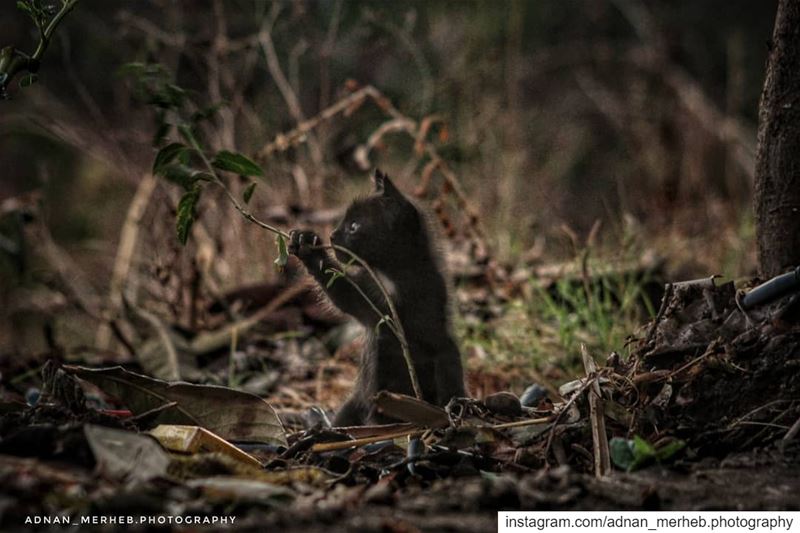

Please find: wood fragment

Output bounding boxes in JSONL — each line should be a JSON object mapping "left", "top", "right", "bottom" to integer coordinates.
{"left": 781, "top": 415, "right": 800, "bottom": 445}
{"left": 374, "top": 391, "right": 449, "bottom": 428}
{"left": 150, "top": 425, "right": 262, "bottom": 468}
{"left": 644, "top": 282, "right": 673, "bottom": 347}
{"left": 581, "top": 344, "right": 611, "bottom": 478}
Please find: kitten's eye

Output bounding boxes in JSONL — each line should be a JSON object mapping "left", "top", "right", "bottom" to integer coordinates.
{"left": 348, "top": 221, "right": 360, "bottom": 233}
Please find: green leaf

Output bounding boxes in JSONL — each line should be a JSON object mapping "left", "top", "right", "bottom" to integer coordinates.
{"left": 243, "top": 182, "right": 257, "bottom": 204}
{"left": 610, "top": 435, "right": 680, "bottom": 472}
{"left": 152, "top": 142, "right": 189, "bottom": 174}
{"left": 176, "top": 186, "right": 201, "bottom": 245}
{"left": 191, "top": 101, "right": 226, "bottom": 123}
{"left": 16, "top": 1, "right": 32, "bottom": 15}
{"left": 159, "top": 164, "right": 211, "bottom": 191}
{"left": 632, "top": 435, "right": 656, "bottom": 458}
{"left": 654, "top": 439, "right": 685, "bottom": 462}
{"left": 274, "top": 235, "right": 289, "bottom": 272}
{"left": 212, "top": 150, "right": 264, "bottom": 177}
{"left": 609, "top": 437, "right": 636, "bottom": 471}
{"left": 19, "top": 73, "right": 38, "bottom": 88}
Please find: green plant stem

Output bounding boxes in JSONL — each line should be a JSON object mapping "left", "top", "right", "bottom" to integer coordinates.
{"left": 32, "top": 0, "right": 80, "bottom": 62}
{"left": 329, "top": 243, "right": 420, "bottom": 399}
{"left": 185, "top": 132, "right": 290, "bottom": 239}
{"left": 1, "top": 0, "right": 80, "bottom": 93}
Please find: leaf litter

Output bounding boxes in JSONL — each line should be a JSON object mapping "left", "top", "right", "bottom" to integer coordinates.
{"left": 1, "top": 275, "right": 800, "bottom": 530}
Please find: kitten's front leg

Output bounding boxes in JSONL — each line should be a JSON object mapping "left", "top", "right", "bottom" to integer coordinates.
{"left": 289, "top": 229, "right": 382, "bottom": 325}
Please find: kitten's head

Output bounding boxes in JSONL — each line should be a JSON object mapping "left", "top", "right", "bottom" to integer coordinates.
{"left": 330, "top": 169, "right": 424, "bottom": 269}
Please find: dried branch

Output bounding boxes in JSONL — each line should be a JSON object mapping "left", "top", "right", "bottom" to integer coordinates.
{"left": 255, "top": 84, "right": 491, "bottom": 263}
{"left": 257, "top": 18, "right": 324, "bottom": 167}
{"left": 95, "top": 174, "right": 159, "bottom": 351}
{"left": 581, "top": 344, "right": 610, "bottom": 478}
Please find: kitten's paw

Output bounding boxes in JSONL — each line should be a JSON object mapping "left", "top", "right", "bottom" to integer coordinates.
{"left": 288, "top": 229, "right": 323, "bottom": 262}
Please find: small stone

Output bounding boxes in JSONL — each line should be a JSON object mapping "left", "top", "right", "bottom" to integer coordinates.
{"left": 520, "top": 383, "right": 548, "bottom": 407}
{"left": 484, "top": 391, "right": 522, "bottom": 417}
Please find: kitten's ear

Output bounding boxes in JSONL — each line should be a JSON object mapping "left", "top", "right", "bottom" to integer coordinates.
{"left": 373, "top": 169, "right": 402, "bottom": 199}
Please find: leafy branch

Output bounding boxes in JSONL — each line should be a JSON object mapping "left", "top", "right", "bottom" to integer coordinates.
{"left": 128, "top": 63, "right": 422, "bottom": 398}
{"left": 0, "top": 0, "right": 80, "bottom": 99}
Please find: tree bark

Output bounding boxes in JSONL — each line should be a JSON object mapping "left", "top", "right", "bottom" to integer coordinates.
{"left": 754, "top": 0, "right": 800, "bottom": 279}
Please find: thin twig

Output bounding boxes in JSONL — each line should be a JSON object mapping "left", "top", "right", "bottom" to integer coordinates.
{"left": 644, "top": 282, "right": 673, "bottom": 347}
{"left": 125, "top": 298, "right": 180, "bottom": 381}
{"left": 544, "top": 376, "right": 597, "bottom": 462}
{"left": 185, "top": 132, "right": 291, "bottom": 239}
{"left": 487, "top": 417, "right": 551, "bottom": 430}
{"left": 782, "top": 414, "right": 800, "bottom": 445}
{"left": 96, "top": 174, "right": 158, "bottom": 350}
{"left": 257, "top": 18, "right": 324, "bottom": 167}
{"left": 129, "top": 401, "right": 178, "bottom": 424}
{"left": 311, "top": 429, "right": 425, "bottom": 453}
{"left": 328, "top": 243, "right": 422, "bottom": 400}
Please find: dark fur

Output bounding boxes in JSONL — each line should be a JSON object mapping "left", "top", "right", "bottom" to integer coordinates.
{"left": 289, "top": 170, "right": 466, "bottom": 425}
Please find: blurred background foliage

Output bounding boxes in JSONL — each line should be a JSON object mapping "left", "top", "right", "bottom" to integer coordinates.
{"left": 0, "top": 0, "right": 777, "bottom": 384}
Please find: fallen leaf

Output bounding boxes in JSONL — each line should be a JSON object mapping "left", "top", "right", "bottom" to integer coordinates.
{"left": 373, "top": 391, "right": 449, "bottom": 428}
{"left": 187, "top": 477, "right": 294, "bottom": 504}
{"left": 65, "top": 365, "right": 287, "bottom": 446}
{"left": 84, "top": 424, "right": 170, "bottom": 481}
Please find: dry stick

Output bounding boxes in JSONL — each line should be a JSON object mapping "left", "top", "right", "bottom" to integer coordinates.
{"left": 727, "top": 399, "right": 794, "bottom": 430}
{"left": 782, "top": 414, "right": 800, "bottom": 445}
{"left": 256, "top": 86, "right": 378, "bottom": 160}
{"left": 258, "top": 20, "right": 324, "bottom": 167}
{"left": 96, "top": 174, "right": 158, "bottom": 351}
{"left": 663, "top": 350, "right": 714, "bottom": 380}
{"left": 256, "top": 84, "right": 491, "bottom": 257}
{"left": 311, "top": 429, "right": 425, "bottom": 453}
{"left": 741, "top": 406, "right": 797, "bottom": 450}
{"left": 644, "top": 282, "right": 673, "bottom": 347}
{"left": 488, "top": 417, "right": 551, "bottom": 430}
{"left": 581, "top": 344, "right": 611, "bottom": 478}
{"left": 124, "top": 299, "right": 180, "bottom": 381}
{"left": 544, "top": 377, "right": 597, "bottom": 464}
{"left": 129, "top": 401, "right": 178, "bottom": 424}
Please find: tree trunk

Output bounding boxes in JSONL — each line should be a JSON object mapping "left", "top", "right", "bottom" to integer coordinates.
{"left": 754, "top": 0, "right": 800, "bottom": 279}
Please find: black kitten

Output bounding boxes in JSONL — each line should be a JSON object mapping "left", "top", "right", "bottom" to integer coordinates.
{"left": 289, "top": 170, "right": 465, "bottom": 425}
